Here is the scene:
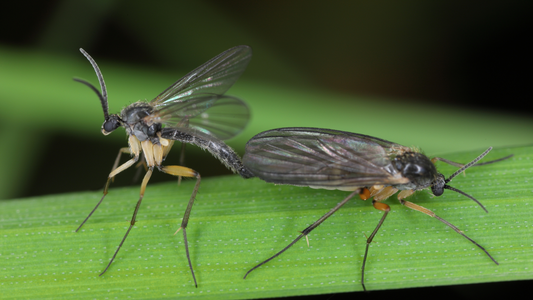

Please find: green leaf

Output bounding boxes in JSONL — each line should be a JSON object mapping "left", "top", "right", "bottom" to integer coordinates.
{"left": 1, "top": 145, "right": 531, "bottom": 299}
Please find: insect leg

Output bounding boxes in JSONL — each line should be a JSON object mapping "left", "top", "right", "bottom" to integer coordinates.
{"left": 112, "top": 147, "right": 149, "bottom": 183}
{"left": 360, "top": 189, "right": 396, "bottom": 292}
{"left": 400, "top": 199, "right": 498, "bottom": 264}
{"left": 159, "top": 165, "right": 200, "bottom": 288}
{"left": 432, "top": 154, "right": 513, "bottom": 168}
{"left": 359, "top": 188, "right": 371, "bottom": 200}
{"left": 100, "top": 167, "right": 154, "bottom": 276}
{"left": 431, "top": 154, "right": 513, "bottom": 178}
{"left": 244, "top": 189, "right": 360, "bottom": 280}
{"left": 111, "top": 147, "right": 130, "bottom": 174}
{"left": 132, "top": 157, "right": 148, "bottom": 184}
{"left": 76, "top": 153, "right": 140, "bottom": 232}
{"left": 173, "top": 119, "right": 189, "bottom": 186}
{"left": 177, "top": 142, "right": 186, "bottom": 186}
{"left": 370, "top": 186, "right": 399, "bottom": 201}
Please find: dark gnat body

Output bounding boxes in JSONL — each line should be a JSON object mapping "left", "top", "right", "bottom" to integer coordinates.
{"left": 242, "top": 127, "right": 511, "bottom": 291}
{"left": 392, "top": 151, "right": 440, "bottom": 191}
{"left": 120, "top": 102, "right": 160, "bottom": 143}
{"left": 73, "top": 45, "right": 253, "bottom": 287}
{"left": 162, "top": 127, "right": 254, "bottom": 178}
{"left": 111, "top": 100, "right": 253, "bottom": 178}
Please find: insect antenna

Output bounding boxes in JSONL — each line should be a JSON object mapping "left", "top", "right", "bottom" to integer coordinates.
{"left": 443, "top": 147, "right": 492, "bottom": 213}
{"left": 445, "top": 147, "right": 492, "bottom": 183}
{"left": 73, "top": 48, "right": 110, "bottom": 121}
{"left": 472, "top": 154, "right": 513, "bottom": 166}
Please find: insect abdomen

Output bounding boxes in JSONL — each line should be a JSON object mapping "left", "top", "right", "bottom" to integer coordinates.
{"left": 161, "top": 128, "right": 254, "bottom": 179}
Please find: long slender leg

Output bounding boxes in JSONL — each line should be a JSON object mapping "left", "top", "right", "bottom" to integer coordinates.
{"left": 177, "top": 142, "right": 186, "bottom": 186}
{"left": 100, "top": 167, "right": 153, "bottom": 275}
{"left": 244, "top": 189, "right": 361, "bottom": 280}
{"left": 400, "top": 199, "right": 498, "bottom": 264}
{"left": 360, "top": 200, "right": 390, "bottom": 292}
{"left": 175, "top": 119, "right": 189, "bottom": 186}
{"left": 76, "top": 154, "right": 139, "bottom": 232}
{"left": 132, "top": 157, "right": 147, "bottom": 184}
{"left": 111, "top": 147, "right": 133, "bottom": 183}
{"left": 112, "top": 147, "right": 131, "bottom": 173}
{"left": 159, "top": 165, "right": 200, "bottom": 288}
{"left": 432, "top": 154, "right": 513, "bottom": 168}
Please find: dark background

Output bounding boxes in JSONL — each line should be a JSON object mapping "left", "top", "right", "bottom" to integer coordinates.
{"left": 0, "top": 1, "right": 531, "bottom": 299}
{"left": 1, "top": 1, "right": 531, "bottom": 199}
{"left": 5, "top": 1, "right": 531, "bottom": 111}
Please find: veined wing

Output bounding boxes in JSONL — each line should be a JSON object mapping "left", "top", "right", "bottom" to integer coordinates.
{"left": 147, "top": 94, "right": 249, "bottom": 140}
{"left": 243, "top": 127, "right": 411, "bottom": 189}
{"left": 150, "top": 45, "right": 252, "bottom": 108}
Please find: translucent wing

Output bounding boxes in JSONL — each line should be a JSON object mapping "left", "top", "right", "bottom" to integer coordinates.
{"left": 145, "top": 45, "right": 252, "bottom": 140}
{"left": 243, "top": 127, "right": 411, "bottom": 190}
{"left": 152, "top": 94, "right": 249, "bottom": 140}
{"left": 150, "top": 45, "right": 252, "bottom": 108}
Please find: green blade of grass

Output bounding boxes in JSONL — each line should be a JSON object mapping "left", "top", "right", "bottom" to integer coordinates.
{"left": 1, "top": 146, "right": 531, "bottom": 299}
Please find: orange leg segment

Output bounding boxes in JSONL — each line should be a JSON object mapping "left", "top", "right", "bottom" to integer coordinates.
{"left": 359, "top": 188, "right": 371, "bottom": 200}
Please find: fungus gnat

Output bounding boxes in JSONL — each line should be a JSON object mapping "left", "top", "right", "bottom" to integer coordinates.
{"left": 242, "top": 127, "right": 512, "bottom": 291}
{"left": 73, "top": 45, "right": 254, "bottom": 287}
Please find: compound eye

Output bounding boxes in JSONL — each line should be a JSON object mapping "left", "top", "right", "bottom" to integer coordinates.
{"left": 431, "top": 174, "right": 446, "bottom": 196}
{"left": 102, "top": 118, "right": 120, "bottom": 135}
{"left": 431, "top": 185, "right": 444, "bottom": 196}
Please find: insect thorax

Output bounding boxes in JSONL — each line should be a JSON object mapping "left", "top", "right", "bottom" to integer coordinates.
{"left": 120, "top": 102, "right": 162, "bottom": 143}
{"left": 393, "top": 152, "right": 438, "bottom": 190}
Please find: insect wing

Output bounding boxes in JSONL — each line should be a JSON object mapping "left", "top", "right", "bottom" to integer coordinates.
{"left": 145, "top": 45, "right": 252, "bottom": 140}
{"left": 154, "top": 94, "right": 249, "bottom": 140}
{"left": 243, "top": 127, "right": 410, "bottom": 189}
{"left": 150, "top": 45, "right": 252, "bottom": 108}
